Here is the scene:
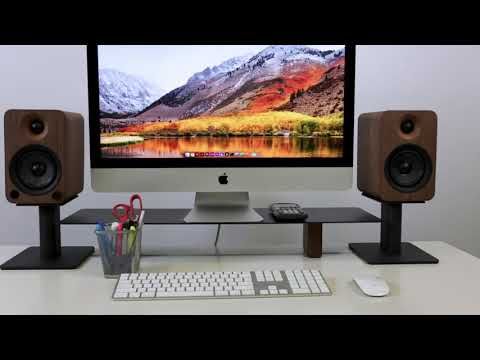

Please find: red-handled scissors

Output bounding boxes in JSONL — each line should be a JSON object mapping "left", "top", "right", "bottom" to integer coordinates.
{"left": 112, "top": 194, "right": 143, "bottom": 225}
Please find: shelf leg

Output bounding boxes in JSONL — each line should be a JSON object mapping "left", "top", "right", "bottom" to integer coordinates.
{"left": 303, "top": 223, "right": 323, "bottom": 258}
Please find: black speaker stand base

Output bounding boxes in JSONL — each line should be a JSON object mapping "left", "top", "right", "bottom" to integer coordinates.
{"left": 1, "top": 204, "right": 94, "bottom": 270}
{"left": 0, "top": 246, "right": 94, "bottom": 270}
{"left": 349, "top": 242, "right": 439, "bottom": 265}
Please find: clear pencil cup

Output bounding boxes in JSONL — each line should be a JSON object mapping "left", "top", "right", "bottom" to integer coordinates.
{"left": 95, "top": 223, "right": 143, "bottom": 279}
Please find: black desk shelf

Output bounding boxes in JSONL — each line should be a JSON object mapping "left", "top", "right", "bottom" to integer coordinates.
{"left": 62, "top": 207, "right": 380, "bottom": 258}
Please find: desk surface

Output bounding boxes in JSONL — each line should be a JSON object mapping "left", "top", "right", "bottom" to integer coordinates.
{"left": 0, "top": 241, "right": 479, "bottom": 314}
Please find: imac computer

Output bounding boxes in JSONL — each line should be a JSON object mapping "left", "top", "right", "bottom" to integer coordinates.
{"left": 87, "top": 44, "right": 355, "bottom": 223}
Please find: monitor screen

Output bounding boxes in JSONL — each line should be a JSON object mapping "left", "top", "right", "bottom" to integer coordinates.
{"left": 89, "top": 44, "right": 354, "bottom": 167}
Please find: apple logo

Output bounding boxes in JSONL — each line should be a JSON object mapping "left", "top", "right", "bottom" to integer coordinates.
{"left": 218, "top": 173, "right": 228, "bottom": 185}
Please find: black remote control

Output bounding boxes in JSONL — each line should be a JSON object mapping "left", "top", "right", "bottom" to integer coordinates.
{"left": 270, "top": 203, "right": 308, "bottom": 222}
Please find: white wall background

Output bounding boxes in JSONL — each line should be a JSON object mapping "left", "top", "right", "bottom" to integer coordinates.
{"left": 0, "top": 45, "right": 479, "bottom": 257}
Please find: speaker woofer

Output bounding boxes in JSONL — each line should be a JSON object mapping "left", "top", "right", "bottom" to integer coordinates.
{"left": 9, "top": 145, "right": 62, "bottom": 195}
{"left": 385, "top": 144, "right": 432, "bottom": 193}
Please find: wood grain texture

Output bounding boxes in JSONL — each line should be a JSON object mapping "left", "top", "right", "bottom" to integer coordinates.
{"left": 357, "top": 110, "right": 437, "bottom": 202}
{"left": 4, "top": 110, "right": 84, "bottom": 204}
{"left": 303, "top": 223, "right": 323, "bottom": 258}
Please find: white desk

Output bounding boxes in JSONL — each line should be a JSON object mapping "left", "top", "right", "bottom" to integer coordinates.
{"left": 0, "top": 241, "right": 479, "bottom": 314}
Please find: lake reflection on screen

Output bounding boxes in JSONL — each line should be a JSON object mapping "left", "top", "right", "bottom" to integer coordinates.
{"left": 101, "top": 136, "right": 343, "bottom": 158}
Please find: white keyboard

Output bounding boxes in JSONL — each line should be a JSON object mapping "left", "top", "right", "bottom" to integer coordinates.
{"left": 113, "top": 269, "right": 331, "bottom": 300}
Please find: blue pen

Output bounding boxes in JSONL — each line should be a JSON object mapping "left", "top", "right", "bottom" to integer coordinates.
{"left": 96, "top": 221, "right": 111, "bottom": 261}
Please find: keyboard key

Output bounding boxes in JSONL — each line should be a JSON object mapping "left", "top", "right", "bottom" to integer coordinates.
{"left": 117, "top": 282, "right": 133, "bottom": 288}
{"left": 242, "top": 290, "right": 255, "bottom": 296}
{"left": 260, "top": 290, "right": 269, "bottom": 295}
{"left": 141, "top": 292, "right": 156, "bottom": 298}
{"left": 129, "top": 292, "right": 141, "bottom": 298}
{"left": 279, "top": 289, "right": 288, "bottom": 295}
{"left": 215, "top": 291, "right": 229, "bottom": 296}
{"left": 319, "top": 284, "right": 330, "bottom": 293}
{"left": 114, "top": 293, "right": 128, "bottom": 298}
{"left": 116, "top": 287, "right": 134, "bottom": 293}
{"left": 269, "top": 289, "right": 279, "bottom": 295}
{"left": 293, "top": 289, "right": 311, "bottom": 294}
{"left": 155, "top": 292, "right": 169, "bottom": 297}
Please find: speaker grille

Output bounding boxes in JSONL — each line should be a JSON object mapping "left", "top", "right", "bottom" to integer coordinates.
{"left": 9, "top": 145, "right": 62, "bottom": 195}
{"left": 385, "top": 144, "right": 432, "bottom": 193}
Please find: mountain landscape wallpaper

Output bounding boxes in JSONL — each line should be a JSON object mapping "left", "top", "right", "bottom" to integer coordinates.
{"left": 98, "top": 45, "right": 346, "bottom": 158}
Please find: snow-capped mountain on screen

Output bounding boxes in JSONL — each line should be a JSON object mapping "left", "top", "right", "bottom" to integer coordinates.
{"left": 118, "top": 45, "right": 345, "bottom": 121}
{"left": 187, "top": 53, "right": 254, "bottom": 84}
{"left": 99, "top": 69, "right": 164, "bottom": 116}
{"left": 247, "top": 45, "right": 338, "bottom": 67}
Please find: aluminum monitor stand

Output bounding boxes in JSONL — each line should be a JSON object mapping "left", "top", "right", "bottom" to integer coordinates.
{"left": 184, "top": 192, "right": 263, "bottom": 223}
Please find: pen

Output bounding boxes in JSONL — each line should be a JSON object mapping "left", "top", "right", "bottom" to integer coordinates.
{"left": 122, "top": 227, "right": 128, "bottom": 255}
{"left": 117, "top": 223, "right": 123, "bottom": 256}
{"left": 111, "top": 222, "right": 122, "bottom": 256}
{"left": 96, "top": 221, "right": 114, "bottom": 268}
{"left": 95, "top": 222, "right": 107, "bottom": 256}
{"left": 127, "top": 225, "right": 137, "bottom": 253}
{"left": 137, "top": 210, "right": 145, "bottom": 229}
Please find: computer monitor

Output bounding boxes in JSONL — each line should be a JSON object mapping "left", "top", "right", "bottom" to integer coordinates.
{"left": 87, "top": 44, "right": 355, "bottom": 222}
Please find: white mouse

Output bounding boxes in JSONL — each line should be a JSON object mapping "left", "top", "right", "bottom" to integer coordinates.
{"left": 353, "top": 275, "right": 390, "bottom": 297}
